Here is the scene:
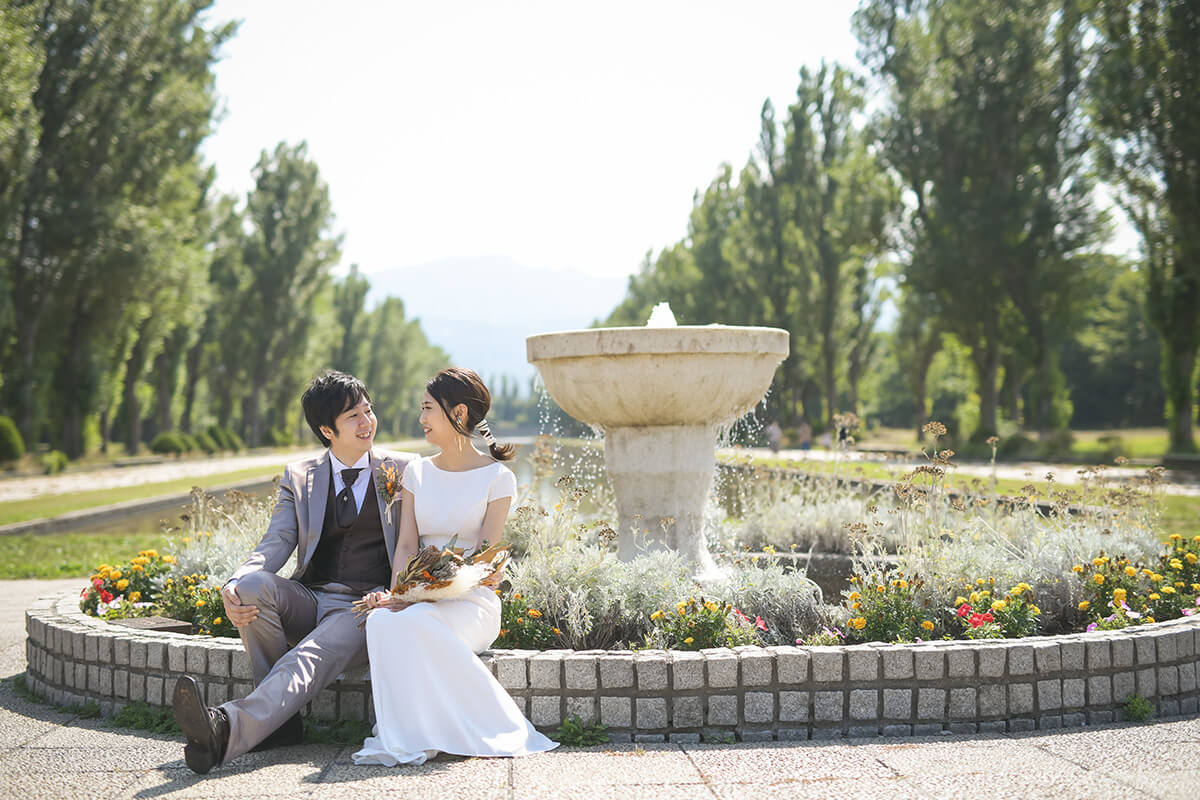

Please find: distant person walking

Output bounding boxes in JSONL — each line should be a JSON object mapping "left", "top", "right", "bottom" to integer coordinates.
{"left": 765, "top": 419, "right": 782, "bottom": 453}
{"left": 797, "top": 419, "right": 813, "bottom": 451}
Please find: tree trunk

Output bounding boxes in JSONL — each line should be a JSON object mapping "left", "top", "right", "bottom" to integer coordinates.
{"left": 180, "top": 340, "right": 204, "bottom": 434}
{"left": 973, "top": 342, "right": 1001, "bottom": 441}
{"left": 1163, "top": 340, "right": 1198, "bottom": 454}
{"left": 123, "top": 324, "right": 151, "bottom": 455}
{"left": 100, "top": 408, "right": 111, "bottom": 455}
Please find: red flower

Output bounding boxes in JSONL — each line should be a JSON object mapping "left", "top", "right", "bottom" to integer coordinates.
{"left": 968, "top": 612, "right": 995, "bottom": 628}
{"left": 93, "top": 578, "right": 104, "bottom": 589}
{"left": 981, "top": 612, "right": 994, "bottom": 623}
{"left": 733, "top": 608, "right": 750, "bottom": 624}
{"left": 957, "top": 603, "right": 971, "bottom": 618}
{"left": 100, "top": 590, "right": 113, "bottom": 604}
{"left": 754, "top": 615, "right": 768, "bottom": 631}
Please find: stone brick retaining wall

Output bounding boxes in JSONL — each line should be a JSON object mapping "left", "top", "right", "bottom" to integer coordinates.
{"left": 25, "top": 592, "right": 1200, "bottom": 742}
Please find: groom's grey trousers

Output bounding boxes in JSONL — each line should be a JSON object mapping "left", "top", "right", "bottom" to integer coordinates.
{"left": 217, "top": 571, "right": 382, "bottom": 761}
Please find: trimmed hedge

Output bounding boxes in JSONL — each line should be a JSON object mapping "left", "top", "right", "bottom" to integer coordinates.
{"left": 0, "top": 416, "right": 25, "bottom": 462}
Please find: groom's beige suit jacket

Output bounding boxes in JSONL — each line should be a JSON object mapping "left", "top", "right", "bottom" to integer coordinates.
{"left": 229, "top": 446, "right": 417, "bottom": 585}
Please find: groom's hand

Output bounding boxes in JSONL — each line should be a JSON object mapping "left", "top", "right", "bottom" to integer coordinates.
{"left": 221, "top": 583, "right": 258, "bottom": 628}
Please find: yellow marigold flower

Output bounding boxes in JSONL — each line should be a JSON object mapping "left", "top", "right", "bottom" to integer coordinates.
{"left": 195, "top": 599, "right": 206, "bottom": 607}
{"left": 131, "top": 565, "right": 144, "bottom": 573}
{"left": 650, "top": 610, "right": 665, "bottom": 620}
{"left": 1093, "top": 557, "right": 1106, "bottom": 567}
{"left": 516, "top": 617, "right": 524, "bottom": 625}
{"left": 109, "top": 570, "right": 122, "bottom": 580}
{"left": 991, "top": 600, "right": 1007, "bottom": 612}
{"left": 161, "top": 555, "right": 175, "bottom": 564}
{"left": 1192, "top": 584, "right": 1200, "bottom": 593}
{"left": 1146, "top": 616, "right": 1156, "bottom": 623}
{"left": 1072, "top": 564, "right": 1084, "bottom": 573}
{"left": 876, "top": 585, "right": 886, "bottom": 593}
{"left": 182, "top": 537, "right": 191, "bottom": 543}
{"left": 1170, "top": 533, "right": 1182, "bottom": 542}
{"left": 498, "top": 628, "right": 509, "bottom": 636}
{"left": 969, "top": 592, "right": 980, "bottom": 604}
{"left": 1170, "top": 559, "right": 1184, "bottom": 571}
{"left": 851, "top": 617, "right": 867, "bottom": 630}
{"left": 145, "top": 550, "right": 158, "bottom": 558}
{"left": 683, "top": 637, "right": 694, "bottom": 644}
{"left": 1143, "top": 568, "right": 1155, "bottom": 577}
{"left": 552, "top": 628, "right": 562, "bottom": 635}
{"left": 130, "top": 591, "right": 141, "bottom": 602}
{"left": 1193, "top": 536, "right": 1200, "bottom": 543}
{"left": 1125, "top": 566, "right": 1138, "bottom": 577}
{"left": 213, "top": 618, "right": 222, "bottom": 625}
{"left": 512, "top": 592, "right": 521, "bottom": 600}
{"left": 1162, "top": 586, "right": 1176, "bottom": 595}
{"left": 704, "top": 601, "right": 718, "bottom": 612}
{"left": 848, "top": 592, "right": 861, "bottom": 602}
{"left": 1151, "top": 573, "right": 1163, "bottom": 583}
{"left": 1149, "top": 593, "right": 1160, "bottom": 601}
{"left": 955, "top": 596, "right": 968, "bottom": 606}
{"left": 1094, "top": 574, "right": 1105, "bottom": 585}
{"left": 1030, "top": 606, "right": 1040, "bottom": 615}
{"left": 921, "top": 620, "right": 935, "bottom": 631}
{"left": 1186, "top": 553, "right": 1198, "bottom": 565}
{"left": 528, "top": 609, "right": 542, "bottom": 618}
{"left": 851, "top": 602, "right": 861, "bottom": 611}
{"left": 116, "top": 579, "right": 130, "bottom": 591}
{"left": 897, "top": 579, "right": 909, "bottom": 589}
{"left": 976, "top": 578, "right": 985, "bottom": 586}
{"left": 1078, "top": 600, "right": 1090, "bottom": 611}
{"left": 1113, "top": 587, "right": 1127, "bottom": 601}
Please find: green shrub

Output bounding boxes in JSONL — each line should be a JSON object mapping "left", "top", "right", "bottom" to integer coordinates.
{"left": 1097, "top": 434, "right": 1129, "bottom": 464}
{"left": 178, "top": 433, "right": 200, "bottom": 453}
{"left": 40, "top": 450, "right": 68, "bottom": 475}
{"left": 1037, "top": 429, "right": 1075, "bottom": 460}
{"left": 267, "top": 427, "right": 294, "bottom": 447}
{"left": 997, "top": 434, "right": 1037, "bottom": 459}
{"left": 206, "top": 425, "right": 231, "bottom": 450}
{"left": 0, "top": 416, "right": 24, "bottom": 462}
{"left": 149, "top": 432, "right": 185, "bottom": 456}
{"left": 194, "top": 431, "right": 218, "bottom": 454}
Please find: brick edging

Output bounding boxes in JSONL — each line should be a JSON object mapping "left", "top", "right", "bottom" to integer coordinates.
{"left": 24, "top": 592, "right": 1200, "bottom": 742}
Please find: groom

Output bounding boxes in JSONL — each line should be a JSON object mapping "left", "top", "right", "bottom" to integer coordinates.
{"left": 172, "top": 370, "right": 416, "bottom": 774}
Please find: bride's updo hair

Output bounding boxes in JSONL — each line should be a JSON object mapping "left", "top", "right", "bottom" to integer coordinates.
{"left": 426, "top": 367, "right": 515, "bottom": 461}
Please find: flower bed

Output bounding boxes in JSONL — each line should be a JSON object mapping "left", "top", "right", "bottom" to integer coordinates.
{"left": 25, "top": 590, "right": 1200, "bottom": 741}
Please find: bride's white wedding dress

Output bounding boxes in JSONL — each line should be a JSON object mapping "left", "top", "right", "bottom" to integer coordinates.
{"left": 351, "top": 457, "right": 557, "bottom": 766}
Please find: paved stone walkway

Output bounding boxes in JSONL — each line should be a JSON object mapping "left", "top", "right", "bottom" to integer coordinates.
{"left": 1, "top": 580, "right": 1198, "bottom": 799}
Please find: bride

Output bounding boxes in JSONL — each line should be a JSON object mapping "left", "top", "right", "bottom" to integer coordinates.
{"left": 352, "top": 367, "right": 557, "bottom": 766}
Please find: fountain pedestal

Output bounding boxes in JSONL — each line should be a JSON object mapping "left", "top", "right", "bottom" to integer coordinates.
{"left": 527, "top": 325, "right": 789, "bottom": 569}
{"left": 605, "top": 424, "right": 716, "bottom": 569}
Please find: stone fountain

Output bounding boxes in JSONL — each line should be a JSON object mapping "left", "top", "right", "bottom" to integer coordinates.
{"left": 527, "top": 308, "right": 789, "bottom": 573}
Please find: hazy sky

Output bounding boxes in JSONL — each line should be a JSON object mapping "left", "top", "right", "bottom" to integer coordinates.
{"left": 201, "top": 1, "right": 860, "bottom": 281}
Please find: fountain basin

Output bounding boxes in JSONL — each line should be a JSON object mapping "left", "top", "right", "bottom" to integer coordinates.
{"left": 526, "top": 326, "right": 789, "bottom": 427}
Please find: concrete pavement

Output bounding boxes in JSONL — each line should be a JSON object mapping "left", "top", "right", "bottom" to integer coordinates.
{"left": 0, "top": 579, "right": 1198, "bottom": 798}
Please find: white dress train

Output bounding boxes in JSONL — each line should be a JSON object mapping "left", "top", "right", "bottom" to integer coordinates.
{"left": 351, "top": 458, "right": 557, "bottom": 766}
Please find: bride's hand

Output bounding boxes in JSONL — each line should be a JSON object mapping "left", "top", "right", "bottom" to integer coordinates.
{"left": 362, "top": 591, "right": 391, "bottom": 609}
{"left": 378, "top": 595, "right": 413, "bottom": 612}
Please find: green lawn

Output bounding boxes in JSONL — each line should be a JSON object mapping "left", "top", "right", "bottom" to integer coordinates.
{"left": 0, "top": 465, "right": 282, "bottom": 527}
{"left": 0, "top": 530, "right": 173, "bottom": 579}
{"left": 734, "top": 453, "right": 1200, "bottom": 539}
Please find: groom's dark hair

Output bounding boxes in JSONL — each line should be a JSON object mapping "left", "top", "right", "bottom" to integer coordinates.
{"left": 302, "top": 371, "right": 371, "bottom": 447}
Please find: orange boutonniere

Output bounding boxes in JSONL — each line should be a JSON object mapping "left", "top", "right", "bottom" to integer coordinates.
{"left": 375, "top": 460, "right": 401, "bottom": 511}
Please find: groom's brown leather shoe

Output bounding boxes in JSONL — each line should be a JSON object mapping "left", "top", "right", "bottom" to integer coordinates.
{"left": 173, "top": 676, "right": 229, "bottom": 774}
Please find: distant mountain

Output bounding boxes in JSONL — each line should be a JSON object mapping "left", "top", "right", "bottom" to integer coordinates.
{"left": 364, "top": 256, "right": 630, "bottom": 385}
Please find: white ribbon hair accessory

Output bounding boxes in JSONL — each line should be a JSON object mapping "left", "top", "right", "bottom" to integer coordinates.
{"left": 475, "top": 419, "right": 497, "bottom": 446}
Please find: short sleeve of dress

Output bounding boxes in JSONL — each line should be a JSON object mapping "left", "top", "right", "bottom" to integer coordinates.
{"left": 487, "top": 465, "right": 517, "bottom": 503}
{"left": 401, "top": 459, "right": 420, "bottom": 495}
